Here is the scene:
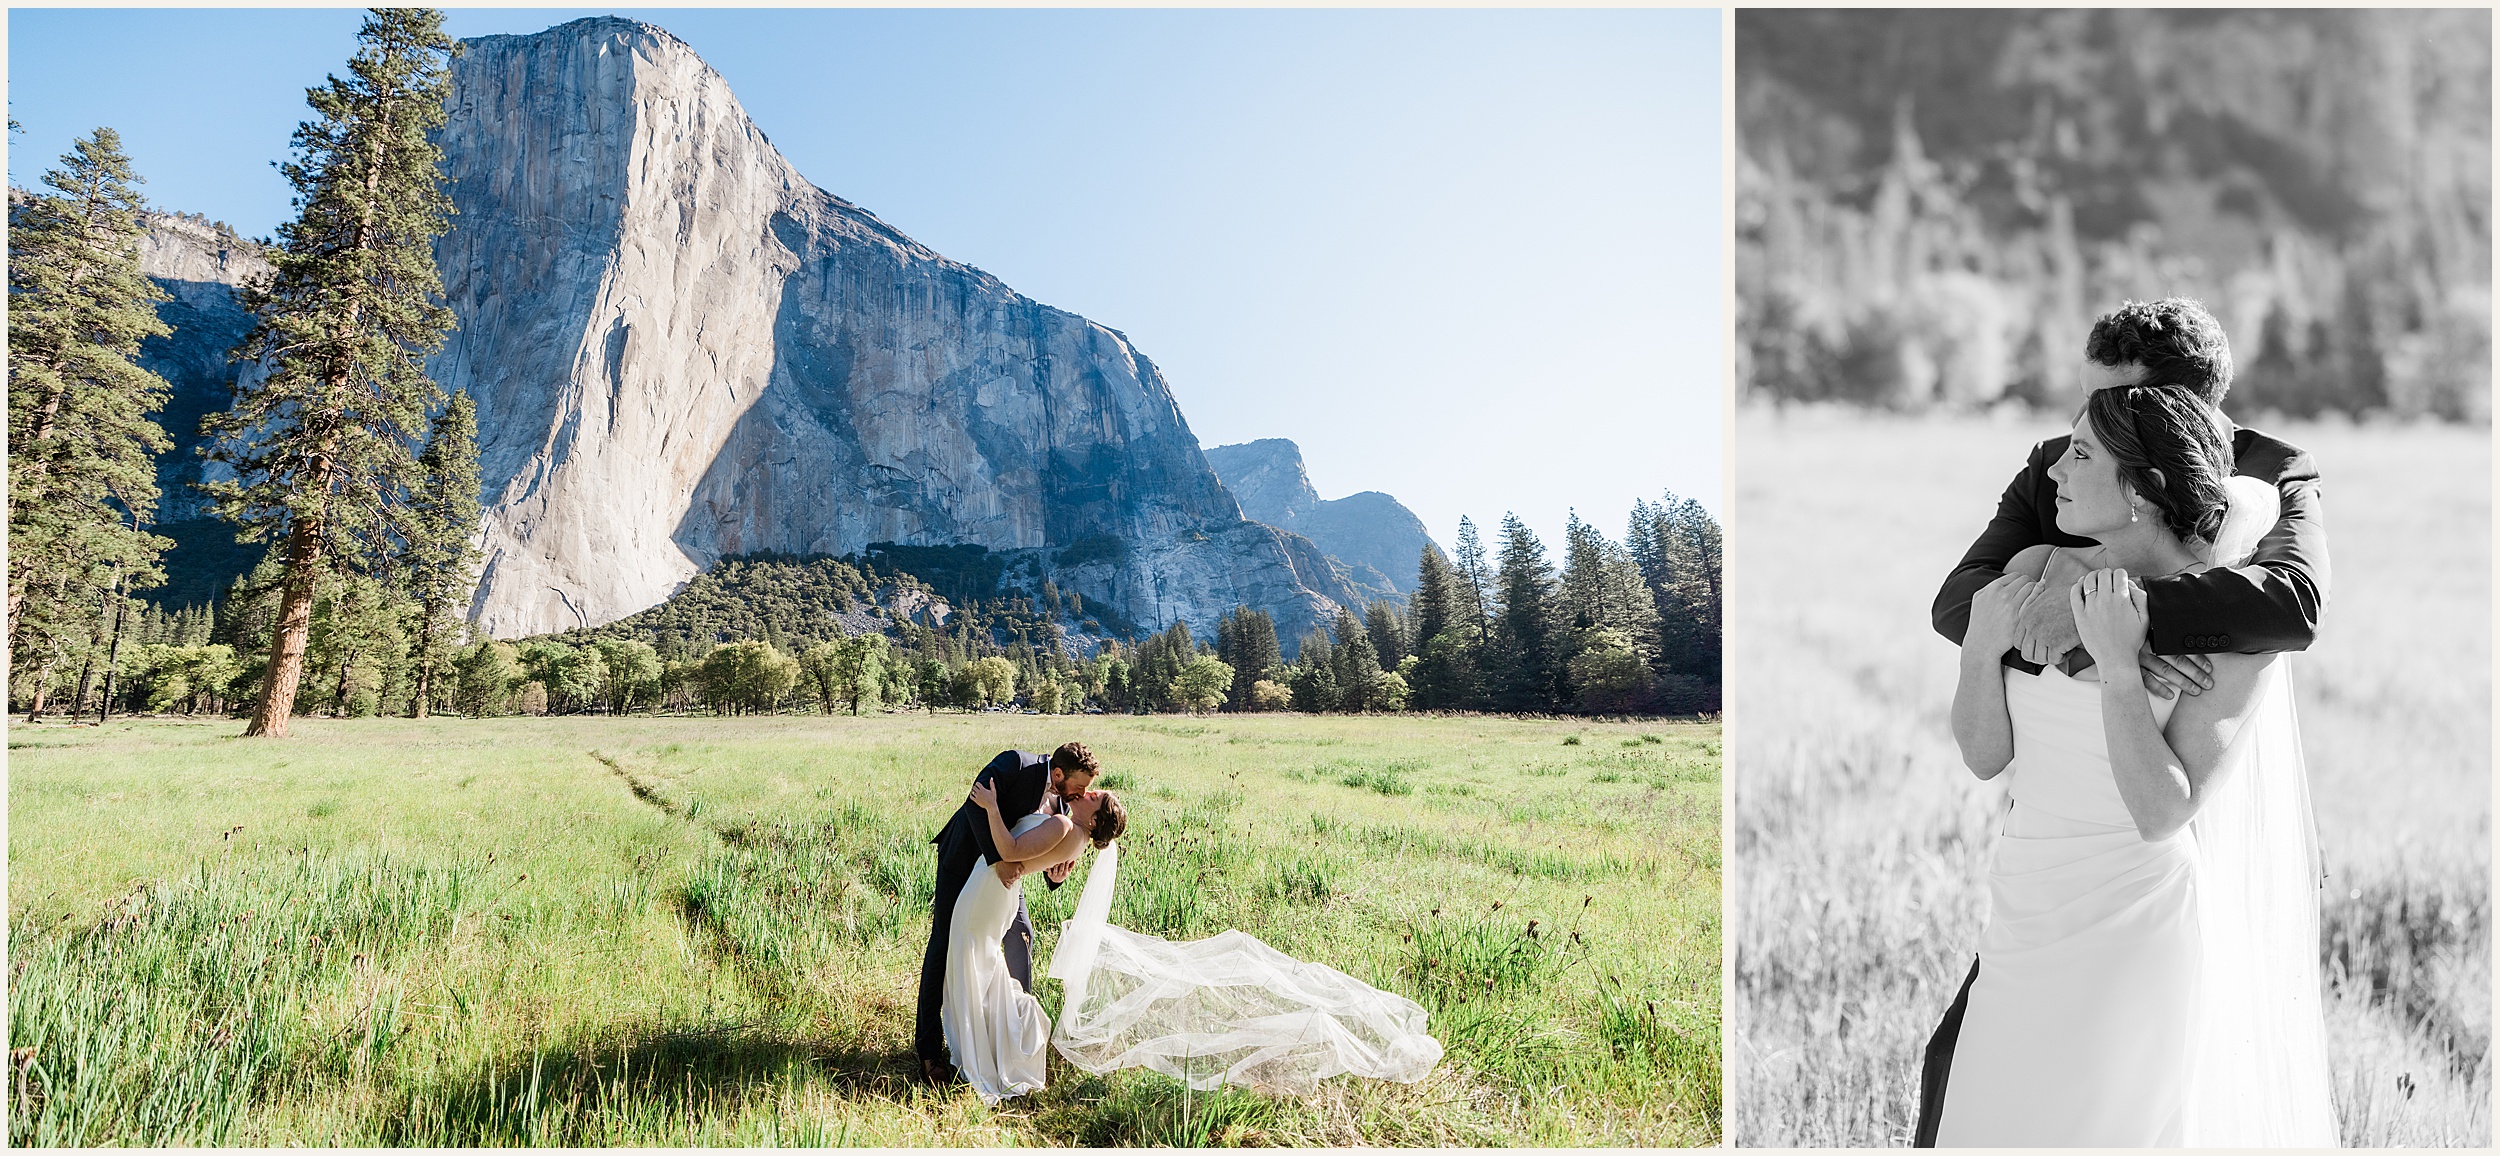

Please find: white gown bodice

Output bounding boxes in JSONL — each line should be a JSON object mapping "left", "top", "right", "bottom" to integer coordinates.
{"left": 2002, "top": 662, "right": 2179, "bottom": 831}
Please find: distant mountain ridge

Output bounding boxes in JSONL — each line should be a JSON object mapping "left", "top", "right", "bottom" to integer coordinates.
{"left": 1203, "top": 438, "right": 1439, "bottom": 602}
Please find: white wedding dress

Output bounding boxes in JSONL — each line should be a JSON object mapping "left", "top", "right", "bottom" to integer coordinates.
{"left": 1935, "top": 657, "right": 2338, "bottom": 1146}
{"left": 941, "top": 811, "right": 1054, "bottom": 1104}
{"left": 1045, "top": 842, "right": 1443, "bottom": 1095}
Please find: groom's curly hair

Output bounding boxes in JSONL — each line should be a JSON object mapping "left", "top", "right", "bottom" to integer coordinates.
{"left": 2084, "top": 383, "right": 2234, "bottom": 547}
{"left": 1051, "top": 742, "right": 1100, "bottom": 778}
{"left": 2086, "top": 298, "right": 2234, "bottom": 407}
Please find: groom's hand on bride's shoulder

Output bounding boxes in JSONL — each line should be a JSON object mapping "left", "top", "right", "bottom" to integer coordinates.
{"left": 2013, "top": 579, "right": 2082, "bottom": 667}
{"left": 1965, "top": 572, "right": 2036, "bottom": 657}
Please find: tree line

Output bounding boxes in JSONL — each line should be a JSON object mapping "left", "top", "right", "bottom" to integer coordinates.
{"left": 48, "top": 489, "right": 1718, "bottom": 722}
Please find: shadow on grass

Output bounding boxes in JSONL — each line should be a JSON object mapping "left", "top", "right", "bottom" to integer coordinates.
{"left": 1029, "top": 1067, "right": 1303, "bottom": 1147}
{"left": 382, "top": 1025, "right": 926, "bottom": 1145}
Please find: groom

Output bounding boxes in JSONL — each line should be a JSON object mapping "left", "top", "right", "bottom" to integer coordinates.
{"left": 1914, "top": 297, "right": 2333, "bottom": 1145}
{"left": 915, "top": 741, "right": 1099, "bottom": 1087}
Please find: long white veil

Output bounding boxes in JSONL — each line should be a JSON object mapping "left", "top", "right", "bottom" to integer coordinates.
{"left": 1045, "top": 840, "right": 1122, "bottom": 1012}
{"left": 2184, "top": 659, "right": 2338, "bottom": 1145}
{"left": 2182, "top": 476, "right": 2338, "bottom": 1145}
{"left": 1044, "top": 841, "right": 1443, "bottom": 1095}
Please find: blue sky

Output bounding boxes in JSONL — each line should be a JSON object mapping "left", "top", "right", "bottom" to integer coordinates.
{"left": 9, "top": 7, "right": 1722, "bottom": 557}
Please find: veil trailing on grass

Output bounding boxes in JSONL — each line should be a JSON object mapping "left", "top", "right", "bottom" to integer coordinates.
{"left": 1044, "top": 841, "right": 1444, "bottom": 1095}
{"left": 2184, "top": 476, "right": 2337, "bottom": 1145}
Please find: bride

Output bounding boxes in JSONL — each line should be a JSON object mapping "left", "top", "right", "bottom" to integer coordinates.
{"left": 944, "top": 778, "right": 1125, "bottom": 1103}
{"left": 1933, "top": 383, "right": 2335, "bottom": 1146}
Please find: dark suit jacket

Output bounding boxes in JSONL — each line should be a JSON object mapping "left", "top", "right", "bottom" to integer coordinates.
{"left": 1932, "top": 426, "right": 2330, "bottom": 667}
{"left": 931, "top": 749, "right": 1068, "bottom": 886}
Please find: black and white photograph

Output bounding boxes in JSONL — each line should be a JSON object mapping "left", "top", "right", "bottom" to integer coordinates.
{"left": 1729, "top": 8, "right": 2490, "bottom": 1148}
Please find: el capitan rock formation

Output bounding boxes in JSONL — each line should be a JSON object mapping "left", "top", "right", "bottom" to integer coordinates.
{"left": 116, "top": 16, "right": 1405, "bottom": 647}
{"left": 430, "top": 17, "right": 1361, "bottom": 644}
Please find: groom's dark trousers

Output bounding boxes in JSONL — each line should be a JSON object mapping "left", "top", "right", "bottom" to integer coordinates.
{"left": 915, "top": 749, "right": 1066, "bottom": 1072}
{"left": 1912, "top": 960, "right": 1981, "bottom": 1147}
{"left": 1913, "top": 424, "right": 2329, "bottom": 1144}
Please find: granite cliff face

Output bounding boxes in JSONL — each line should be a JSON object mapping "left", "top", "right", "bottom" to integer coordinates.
{"left": 135, "top": 212, "right": 271, "bottom": 525}
{"left": 1204, "top": 438, "right": 1439, "bottom": 599}
{"left": 432, "top": 17, "right": 1360, "bottom": 645}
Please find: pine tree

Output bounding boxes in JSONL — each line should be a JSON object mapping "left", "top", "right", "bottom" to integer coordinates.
{"left": 1215, "top": 607, "right": 1280, "bottom": 712}
{"left": 203, "top": 10, "right": 461, "bottom": 737}
{"left": 1642, "top": 493, "right": 1722, "bottom": 692}
{"left": 1364, "top": 601, "right": 1408, "bottom": 671}
{"left": 1626, "top": 498, "right": 1663, "bottom": 584}
{"left": 1330, "top": 606, "right": 1382, "bottom": 712}
{"left": 404, "top": 391, "right": 480, "bottom": 717}
{"left": 1452, "top": 516, "right": 1494, "bottom": 647}
{"left": 7, "top": 128, "right": 175, "bottom": 662}
{"left": 1598, "top": 541, "right": 1666, "bottom": 665}
{"left": 1407, "top": 545, "right": 1478, "bottom": 710}
{"left": 1411, "top": 546, "right": 1455, "bottom": 651}
{"left": 1488, "top": 513, "right": 1562, "bottom": 712}
{"left": 1560, "top": 511, "right": 1609, "bottom": 631}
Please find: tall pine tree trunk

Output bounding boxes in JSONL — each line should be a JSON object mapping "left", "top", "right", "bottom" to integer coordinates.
{"left": 23, "top": 647, "right": 58, "bottom": 722}
{"left": 70, "top": 570, "right": 119, "bottom": 717}
{"left": 248, "top": 508, "right": 326, "bottom": 737}
{"left": 410, "top": 614, "right": 436, "bottom": 719}
{"left": 93, "top": 578, "right": 130, "bottom": 723}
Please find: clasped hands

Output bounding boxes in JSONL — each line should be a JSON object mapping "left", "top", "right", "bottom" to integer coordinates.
{"left": 968, "top": 779, "right": 1078, "bottom": 886}
{"left": 1967, "top": 569, "right": 2214, "bottom": 698}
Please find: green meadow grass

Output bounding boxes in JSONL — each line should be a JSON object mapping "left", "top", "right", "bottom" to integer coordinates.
{"left": 8, "top": 711, "right": 1719, "bottom": 1146}
{"left": 1729, "top": 409, "right": 2490, "bottom": 1147}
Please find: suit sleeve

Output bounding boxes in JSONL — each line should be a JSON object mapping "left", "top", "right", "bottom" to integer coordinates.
{"left": 956, "top": 750, "right": 1026, "bottom": 863}
{"left": 976, "top": 749, "right": 1020, "bottom": 788}
{"left": 2141, "top": 474, "right": 2328, "bottom": 655}
{"left": 1933, "top": 447, "right": 2053, "bottom": 648}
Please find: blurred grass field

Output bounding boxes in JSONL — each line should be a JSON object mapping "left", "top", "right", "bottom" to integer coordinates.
{"left": 7, "top": 710, "right": 1719, "bottom": 1146}
{"left": 1729, "top": 406, "right": 2490, "bottom": 1147}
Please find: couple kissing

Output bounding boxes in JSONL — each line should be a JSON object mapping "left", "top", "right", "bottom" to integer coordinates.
{"left": 916, "top": 742, "right": 1125, "bottom": 1098}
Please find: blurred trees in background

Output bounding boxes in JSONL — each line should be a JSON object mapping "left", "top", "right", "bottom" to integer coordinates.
{"left": 1736, "top": 9, "right": 2490, "bottom": 422}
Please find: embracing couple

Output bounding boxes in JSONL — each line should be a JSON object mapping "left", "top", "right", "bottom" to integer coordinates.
{"left": 916, "top": 742, "right": 1127, "bottom": 1102}
{"left": 1918, "top": 299, "right": 2337, "bottom": 1146}
{"left": 910, "top": 740, "right": 1445, "bottom": 1104}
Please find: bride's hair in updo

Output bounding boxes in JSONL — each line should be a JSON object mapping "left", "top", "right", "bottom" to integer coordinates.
{"left": 2083, "top": 383, "right": 2234, "bottom": 547}
{"left": 1084, "top": 791, "right": 1127, "bottom": 849}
